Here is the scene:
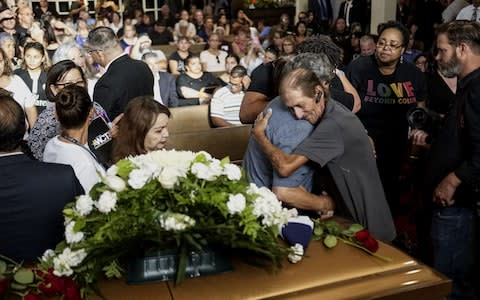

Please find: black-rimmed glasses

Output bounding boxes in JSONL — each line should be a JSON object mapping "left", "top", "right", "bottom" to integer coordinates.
{"left": 54, "top": 80, "right": 86, "bottom": 88}
{"left": 376, "top": 41, "right": 403, "bottom": 50}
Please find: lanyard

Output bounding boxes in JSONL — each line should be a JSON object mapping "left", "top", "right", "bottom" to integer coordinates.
{"left": 60, "top": 134, "right": 105, "bottom": 171}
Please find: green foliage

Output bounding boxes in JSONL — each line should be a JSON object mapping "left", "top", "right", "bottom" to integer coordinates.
{"left": 41, "top": 150, "right": 295, "bottom": 296}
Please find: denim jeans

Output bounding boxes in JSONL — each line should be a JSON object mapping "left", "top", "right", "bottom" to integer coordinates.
{"left": 431, "top": 206, "right": 477, "bottom": 300}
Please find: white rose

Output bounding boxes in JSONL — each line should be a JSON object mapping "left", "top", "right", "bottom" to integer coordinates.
{"left": 96, "top": 191, "right": 117, "bottom": 213}
{"left": 157, "top": 167, "right": 179, "bottom": 189}
{"left": 227, "top": 193, "right": 246, "bottom": 214}
{"left": 191, "top": 162, "right": 216, "bottom": 181}
{"left": 128, "top": 168, "right": 152, "bottom": 189}
{"left": 75, "top": 195, "right": 94, "bottom": 216}
{"left": 288, "top": 243, "right": 304, "bottom": 264}
{"left": 65, "top": 221, "right": 84, "bottom": 244}
{"left": 104, "top": 175, "right": 126, "bottom": 192}
{"left": 53, "top": 256, "right": 73, "bottom": 277}
{"left": 223, "top": 163, "right": 242, "bottom": 180}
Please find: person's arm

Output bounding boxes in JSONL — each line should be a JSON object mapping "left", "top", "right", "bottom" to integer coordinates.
{"left": 253, "top": 109, "right": 309, "bottom": 176}
{"left": 211, "top": 116, "right": 233, "bottom": 127}
{"left": 272, "top": 186, "right": 334, "bottom": 213}
{"left": 167, "top": 75, "right": 179, "bottom": 107}
{"left": 433, "top": 172, "right": 461, "bottom": 206}
{"left": 70, "top": 3, "right": 86, "bottom": 15}
{"left": 25, "top": 106, "right": 38, "bottom": 130}
{"left": 239, "top": 91, "right": 269, "bottom": 124}
{"left": 169, "top": 60, "right": 180, "bottom": 76}
{"left": 335, "top": 69, "right": 361, "bottom": 113}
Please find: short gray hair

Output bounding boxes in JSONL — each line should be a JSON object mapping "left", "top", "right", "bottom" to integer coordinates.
{"left": 52, "top": 41, "right": 81, "bottom": 64}
{"left": 292, "top": 53, "right": 334, "bottom": 84}
{"left": 87, "top": 26, "right": 119, "bottom": 52}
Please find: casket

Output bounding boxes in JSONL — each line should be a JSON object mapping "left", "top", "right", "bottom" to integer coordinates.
{"left": 94, "top": 240, "right": 451, "bottom": 300}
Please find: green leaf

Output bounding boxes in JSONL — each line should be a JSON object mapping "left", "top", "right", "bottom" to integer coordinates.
{"left": 0, "top": 260, "right": 6, "bottom": 274}
{"left": 323, "top": 235, "right": 338, "bottom": 248}
{"left": 13, "top": 268, "right": 34, "bottom": 284}
{"left": 220, "top": 156, "right": 230, "bottom": 165}
{"left": 10, "top": 282, "right": 27, "bottom": 290}
{"left": 116, "top": 159, "right": 135, "bottom": 179}
{"left": 348, "top": 223, "right": 364, "bottom": 234}
{"left": 74, "top": 219, "right": 86, "bottom": 231}
{"left": 313, "top": 226, "right": 324, "bottom": 237}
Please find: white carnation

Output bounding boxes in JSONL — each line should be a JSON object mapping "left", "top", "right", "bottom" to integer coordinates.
{"left": 191, "top": 162, "right": 216, "bottom": 181}
{"left": 41, "top": 249, "right": 56, "bottom": 263}
{"left": 227, "top": 193, "right": 246, "bottom": 214}
{"left": 104, "top": 175, "right": 126, "bottom": 192}
{"left": 75, "top": 195, "right": 94, "bottom": 216}
{"left": 208, "top": 160, "right": 223, "bottom": 178}
{"left": 223, "top": 163, "right": 242, "bottom": 180}
{"left": 288, "top": 243, "right": 304, "bottom": 264}
{"left": 159, "top": 213, "right": 195, "bottom": 231}
{"left": 53, "top": 248, "right": 87, "bottom": 277}
{"left": 252, "top": 187, "right": 297, "bottom": 228}
{"left": 96, "top": 191, "right": 117, "bottom": 213}
{"left": 128, "top": 168, "right": 152, "bottom": 189}
{"left": 65, "top": 221, "right": 84, "bottom": 244}
{"left": 157, "top": 167, "right": 179, "bottom": 189}
{"left": 106, "top": 164, "right": 118, "bottom": 176}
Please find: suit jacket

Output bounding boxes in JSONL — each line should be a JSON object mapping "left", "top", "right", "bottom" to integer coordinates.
{"left": 309, "top": 0, "right": 333, "bottom": 23}
{"left": 0, "top": 154, "right": 84, "bottom": 262}
{"left": 94, "top": 54, "right": 154, "bottom": 119}
{"left": 158, "top": 71, "right": 179, "bottom": 107}
{"left": 338, "top": 0, "right": 366, "bottom": 28}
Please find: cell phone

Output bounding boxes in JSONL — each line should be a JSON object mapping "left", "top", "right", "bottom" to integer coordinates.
{"left": 203, "top": 86, "right": 217, "bottom": 94}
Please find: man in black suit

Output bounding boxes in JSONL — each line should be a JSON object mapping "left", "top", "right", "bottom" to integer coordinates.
{"left": 338, "top": 0, "right": 368, "bottom": 30}
{"left": 0, "top": 91, "right": 84, "bottom": 263}
{"left": 309, "top": 0, "right": 333, "bottom": 34}
{"left": 88, "top": 26, "right": 154, "bottom": 119}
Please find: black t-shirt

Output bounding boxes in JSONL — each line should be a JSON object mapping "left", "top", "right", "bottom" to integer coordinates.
{"left": 169, "top": 51, "right": 190, "bottom": 74}
{"left": 176, "top": 72, "right": 222, "bottom": 106}
{"left": 149, "top": 30, "right": 174, "bottom": 46}
{"left": 347, "top": 56, "right": 427, "bottom": 144}
{"left": 247, "top": 62, "right": 276, "bottom": 99}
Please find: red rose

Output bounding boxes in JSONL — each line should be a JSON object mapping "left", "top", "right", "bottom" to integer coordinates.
{"left": 0, "top": 279, "right": 10, "bottom": 295}
{"left": 39, "top": 270, "right": 66, "bottom": 295}
{"left": 363, "top": 236, "right": 379, "bottom": 253}
{"left": 64, "top": 278, "right": 81, "bottom": 300}
{"left": 24, "top": 292, "right": 42, "bottom": 300}
{"left": 355, "top": 229, "right": 370, "bottom": 242}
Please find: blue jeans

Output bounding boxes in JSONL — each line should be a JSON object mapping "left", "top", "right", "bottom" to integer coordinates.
{"left": 431, "top": 206, "right": 477, "bottom": 300}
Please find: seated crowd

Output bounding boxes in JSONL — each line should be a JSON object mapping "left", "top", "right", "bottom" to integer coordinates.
{"left": 0, "top": 0, "right": 479, "bottom": 298}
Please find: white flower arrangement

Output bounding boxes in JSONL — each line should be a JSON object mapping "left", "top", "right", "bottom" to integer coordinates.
{"left": 41, "top": 149, "right": 297, "bottom": 293}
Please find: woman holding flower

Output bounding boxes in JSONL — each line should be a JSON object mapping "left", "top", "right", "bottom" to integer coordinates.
{"left": 112, "top": 96, "right": 171, "bottom": 162}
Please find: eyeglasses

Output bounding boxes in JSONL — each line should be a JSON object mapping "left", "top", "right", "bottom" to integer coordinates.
{"left": 55, "top": 80, "right": 86, "bottom": 88}
{"left": 376, "top": 41, "right": 403, "bottom": 50}
{"left": 87, "top": 48, "right": 103, "bottom": 55}
{"left": 0, "top": 16, "right": 15, "bottom": 22}
{"left": 283, "top": 43, "right": 293, "bottom": 47}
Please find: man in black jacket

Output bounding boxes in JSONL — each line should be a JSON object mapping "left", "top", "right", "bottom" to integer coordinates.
{"left": 88, "top": 26, "right": 154, "bottom": 119}
{"left": 0, "top": 91, "right": 84, "bottom": 262}
{"left": 412, "top": 20, "right": 480, "bottom": 299}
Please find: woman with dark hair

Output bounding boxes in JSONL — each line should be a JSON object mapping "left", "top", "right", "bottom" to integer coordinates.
{"left": 43, "top": 85, "right": 104, "bottom": 191}
{"left": 176, "top": 54, "right": 222, "bottom": 106}
{"left": 294, "top": 21, "right": 308, "bottom": 45}
{"left": 112, "top": 96, "right": 170, "bottom": 162}
{"left": 28, "top": 60, "right": 87, "bottom": 160}
{"left": 346, "top": 20, "right": 427, "bottom": 217}
{"left": 0, "top": 47, "right": 37, "bottom": 130}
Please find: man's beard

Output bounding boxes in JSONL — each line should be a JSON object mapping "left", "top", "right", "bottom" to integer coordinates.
{"left": 438, "top": 53, "right": 462, "bottom": 78}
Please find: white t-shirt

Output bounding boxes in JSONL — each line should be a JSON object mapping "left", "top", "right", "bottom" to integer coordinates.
{"left": 4, "top": 75, "right": 35, "bottom": 109}
{"left": 43, "top": 136, "right": 105, "bottom": 192}
{"left": 210, "top": 85, "right": 244, "bottom": 125}
{"left": 200, "top": 50, "right": 228, "bottom": 72}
